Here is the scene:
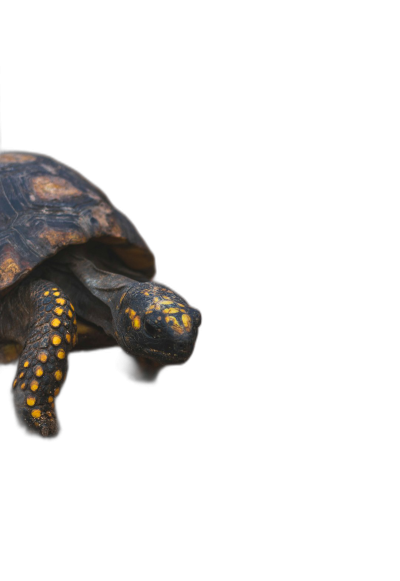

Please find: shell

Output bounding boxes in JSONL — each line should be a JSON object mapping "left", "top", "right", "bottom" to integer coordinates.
{"left": 0, "top": 152, "right": 155, "bottom": 295}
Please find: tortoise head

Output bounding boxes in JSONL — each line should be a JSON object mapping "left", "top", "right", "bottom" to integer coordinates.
{"left": 117, "top": 283, "right": 201, "bottom": 364}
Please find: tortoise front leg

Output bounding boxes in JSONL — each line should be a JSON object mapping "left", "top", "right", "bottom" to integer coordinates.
{"left": 2, "top": 280, "right": 77, "bottom": 436}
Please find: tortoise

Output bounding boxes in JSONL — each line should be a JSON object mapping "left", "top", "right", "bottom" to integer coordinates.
{"left": 0, "top": 152, "right": 201, "bottom": 436}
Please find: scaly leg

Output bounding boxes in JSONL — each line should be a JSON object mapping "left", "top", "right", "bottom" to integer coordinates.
{"left": 1, "top": 279, "right": 77, "bottom": 436}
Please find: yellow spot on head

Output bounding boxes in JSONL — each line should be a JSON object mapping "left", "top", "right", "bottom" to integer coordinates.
{"left": 35, "top": 366, "right": 44, "bottom": 377}
{"left": 54, "top": 307, "right": 63, "bottom": 316}
{"left": 53, "top": 291, "right": 60, "bottom": 297}
{"left": 51, "top": 288, "right": 58, "bottom": 291}
{"left": 54, "top": 371, "right": 62, "bottom": 382}
{"left": 30, "top": 381, "right": 39, "bottom": 392}
{"left": 27, "top": 397, "right": 36, "bottom": 406}
{"left": 165, "top": 315, "right": 184, "bottom": 335}
{"left": 125, "top": 308, "right": 136, "bottom": 320}
{"left": 52, "top": 335, "right": 62, "bottom": 346}
{"left": 160, "top": 300, "right": 173, "bottom": 305}
{"left": 38, "top": 352, "right": 48, "bottom": 363}
{"left": 65, "top": 333, "right": 71, "bottom": 344}
{"left": 178, "top": 303, "right": 185, "bottom": 308}
{"left": 163, "top": 307, "right": 179, "bottom": 314}
{"left": 153, "top": 297, "right": 160, "bottom": 303}
{"left": 162, "top": 296, "right": 170, "bottom": 300}
{"left": 144, "top": 291, "right": 150, "bottom": 296}
{"left": 56, "top": 298, "right": 66, "bottom": 305}
{"left": 155, "top": 304, "right": 161, "bottom": 311}
{"left": 57, "top": 349, "right": 66, "bottom": 360}
{"left": 51, "top": 318, "right": 61, "bottom": 328}
{"left": 23, "top": 360, "right": 30, "bottom": 368}
{"left": 133, "top": 316, "right": 141, "bottom": 330}
{"left": 182, "top": 314, "right": 192, "bottom": 331}
{"left": 31, "top": 409, "right": 41, "bottom": 418}
{"left": 54, "top": 387, "right": 60, "bottom": 396}
{"left": 44, "top": 291, "right": 50, "bottom": 296}
{"left": 48, "top": 396, "right": 54, "bottom": 403}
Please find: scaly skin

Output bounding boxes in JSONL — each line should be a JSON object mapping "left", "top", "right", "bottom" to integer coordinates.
{"left": 1, "top": 279, "right": 77, "bottom": 436}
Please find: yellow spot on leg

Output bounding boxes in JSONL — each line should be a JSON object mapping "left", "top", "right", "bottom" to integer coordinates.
{"left": 35, "top": 366, "right": 44, "bottom": 378}
{"left": 31, "top": 409, "right": 41, "bottom": 418}
{"left": 67, "top": 310, "right": 73, "bottom": 319}
{"left": 30, "top": 381, "right": 39, "bottom": 392}
{"left": 13, "top": 379, "right": 17, "bottom": 388}
{"left": 27, "top": 397, "right": 36, "bottom": 406}
{"left": 51, "top": 318, "right": 61, "bottom": 328}
{"left": 23, "top": 360, "right": 30, "bottom": 368}
{"left": 56, "top": 298, "right": 66, "bottom": 306}
{"left": 38, "top": 352, "right": 48, "bottom": 363}
{"left": 54, "top": 387, "right": 60, "bottom": 396}
{"left": 21, "top": 383, "right": 26, "bottom": 390}
{"left": 65, "top": 333, "right": 71, "bottom": 344}
{"left": 48, "top": 396, "right": 54, "bottom": 403}
{"left": 19, "top": 372, "right": 24, "bottom": 379}
{"left": 57, "top": 349, "right": 66, "bottom": 360}
{"left": 54, "top": 307, "right": 64, "bottom": 316}
{"left": 52, "top": 335, "right": 62, "bottom": 346}
{"left": 55, "top": 371, "right": 62, "bottom": 381}
{"left": 43, "top": 291, "right": 50, "bottom": 297}
{"left": 53, "top": 291, "right": 60, "bottom": 297}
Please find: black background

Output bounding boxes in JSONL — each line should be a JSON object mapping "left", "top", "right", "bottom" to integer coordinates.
{"left": 0, "top": 59, "right": 224, "bottom": 470}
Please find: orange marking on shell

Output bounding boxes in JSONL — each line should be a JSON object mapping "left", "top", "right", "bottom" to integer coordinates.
{"left": 0, "top": 153, "right": 36, "bottom": 164}
{"left": 32, "top": 175, "right": 81, "bottom": 200}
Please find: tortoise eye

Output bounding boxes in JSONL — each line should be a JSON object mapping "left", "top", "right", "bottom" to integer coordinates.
{"left": 144, "top": 319, "right": 161, "bottom": 338}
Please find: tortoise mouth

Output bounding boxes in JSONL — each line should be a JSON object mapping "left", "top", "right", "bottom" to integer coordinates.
{"left": 140, "top": 342, "right": 195, "bottom": 364}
